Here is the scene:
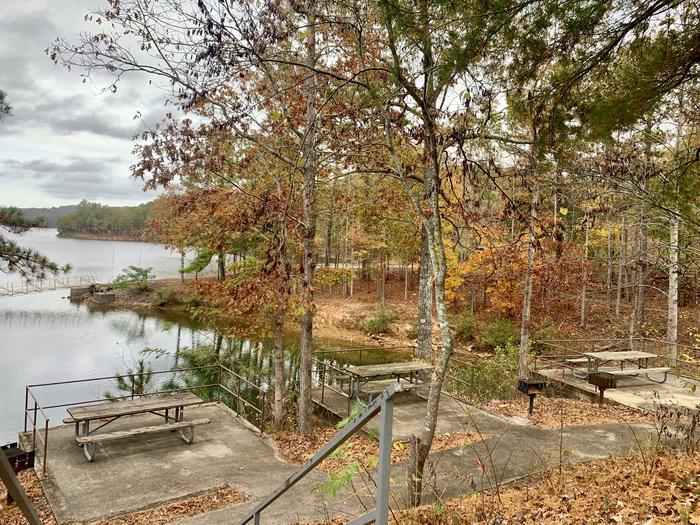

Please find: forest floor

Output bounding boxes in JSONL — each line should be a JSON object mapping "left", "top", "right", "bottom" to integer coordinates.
{"left": 294, "top": 450, "right": 700, "bottom": 524}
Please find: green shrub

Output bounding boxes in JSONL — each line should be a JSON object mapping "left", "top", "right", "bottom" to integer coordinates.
{"left": 482, "top": 318, "right": 518, "bottom": 349}
{"left": 446, "top": 343, "right": 519, "bottom": 402}
{"left": 361, "top": 306, "right": 398, "bottom": 334}
{"left": 531, "top": 317, "right": 558, "bottom": 353}
{"left": 453, "top": 312, "right": 475, "bottom": 342}
{"left": 112, "top": 265, "right": 155, "bottom": 291}
{"left": 405, "top": 322, "right": 418, "bottom": 340}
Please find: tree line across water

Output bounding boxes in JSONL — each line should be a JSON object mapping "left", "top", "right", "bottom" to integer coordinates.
{"left": 56, "top": 200, "right": 153, "bottom": 241}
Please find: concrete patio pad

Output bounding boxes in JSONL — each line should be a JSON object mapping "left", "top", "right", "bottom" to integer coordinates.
{"left": 537, "top": 368, "right": 700, "bottom": 412}
{"left": 35, "top": 403, "right": 362, "bottom": 524}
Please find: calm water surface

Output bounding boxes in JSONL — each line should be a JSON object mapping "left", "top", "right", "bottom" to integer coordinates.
{"left": 0, "top": 230, "right": 401, "bottom": 443}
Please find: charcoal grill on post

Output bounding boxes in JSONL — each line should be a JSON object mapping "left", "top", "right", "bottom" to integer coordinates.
{"left": 517, "top": 379, "right": 547, "bottom": 416}
{"left": 1, "top": 443, "right": 35, "bottom": 505}
{"left": 587, "top": 373, "right": 617, "bottom": 404}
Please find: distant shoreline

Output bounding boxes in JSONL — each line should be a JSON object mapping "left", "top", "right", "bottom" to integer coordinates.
{"left": 56, "top": 231, "right": 148, "bottom": 243}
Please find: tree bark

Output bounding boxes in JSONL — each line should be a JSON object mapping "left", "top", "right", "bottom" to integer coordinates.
{"left": 616, "top": 217, "right": 626, "bottom": 317}
{"left": 273, "top": 313, "right": 286, "bottom": 428}
{"left": 324, "top": 182, "right": 335, "bottom": 267}
{"left": 519, "top": 185, "right": 538, "bottom": 380}
{"left": 417, "top": 226, "right": 433, "bottom": 363}
{"left": 606, "top": 226, "right": 612, "bottom": 314}
{"left": 297, "top": 2, "right": 318, "bottom": 437}
{"left": 217, "top": 249, "right": 226, "bottom": 281}
{"left": 667, "top": 213, "right": 679, "bottom": 366}
{"left": 580, "top": 211, "right": 589, "bottom": 326}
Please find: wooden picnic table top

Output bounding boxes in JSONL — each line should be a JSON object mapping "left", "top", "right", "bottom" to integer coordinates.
{"left": 347, "top": 361, "right": 432, "bottom": 379}
{"left": 67, "top": 392, "right": 204, "bottom": 422}
{"left": 583, "top": 350, "right": 658, "bottom": 361}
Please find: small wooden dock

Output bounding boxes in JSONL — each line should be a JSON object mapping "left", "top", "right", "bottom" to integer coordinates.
{"left": 311, "top": 358, "right": 471, "bottom": 440}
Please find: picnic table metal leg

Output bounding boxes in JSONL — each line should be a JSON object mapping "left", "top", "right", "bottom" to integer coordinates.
{"left": 165, "top": 408, "right": 170, "bottom": 423}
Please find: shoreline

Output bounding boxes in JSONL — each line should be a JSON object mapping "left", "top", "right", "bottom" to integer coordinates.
{"left": 57, "top": 231, "right": 148, "bottom": 242}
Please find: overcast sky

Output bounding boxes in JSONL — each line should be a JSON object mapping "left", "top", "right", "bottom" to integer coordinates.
{"left": 0, "top": 1, "right": 169, "bottom": 208}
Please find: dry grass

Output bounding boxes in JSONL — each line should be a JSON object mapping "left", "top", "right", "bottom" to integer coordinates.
{"left": 485, "top": 396, "right": 654, "bottom": 429}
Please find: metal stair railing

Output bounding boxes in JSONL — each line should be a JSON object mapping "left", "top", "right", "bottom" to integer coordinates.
{"left": 238, "top": 381, "right": 405, "bottom": 525}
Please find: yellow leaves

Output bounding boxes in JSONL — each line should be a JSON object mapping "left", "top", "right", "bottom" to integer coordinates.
{"left": 559, "top": 207, "right": 569, "bottom": 216}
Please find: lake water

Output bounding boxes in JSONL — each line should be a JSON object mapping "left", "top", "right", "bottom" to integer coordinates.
{"left": 0, "top": 229, "right": 400, "bottom": 444}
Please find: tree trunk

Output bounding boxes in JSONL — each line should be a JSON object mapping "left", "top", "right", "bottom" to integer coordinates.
{"left": 606, "top": 226, "right": 612, "bottom": 314}
{"left": 217, "top": 249, "right": 226, "bottom": 281}
{"left": 668, "top": 212, "right": 680, "bottom": 366}
{"left": 616, "top": 217, "right": 626, "bottom": 317}
{"left": 297, "top": 3, "right": 318, "bottom": 437}
{"left": 273, "top": 313, "right": 286, "bottom": 429}
{"left": 180, "top": 249, "right": 185, "bottom": 283}
{"left": 324, "top": 182, "right": 335, "bottom": 267}
{"left": 404, "top": 264, "right": 409, "bottom": 300}
{"left": 580, "top": 211, "right": 589, "bottom": 326}
{"left": 519, "top": 185, "right": 538, "bottom": 380}
{"left": 417, "top": 226, "right": 433, "bottom": 363}
{"left": 629, "top": 214, "right": 646, "bottom": 349}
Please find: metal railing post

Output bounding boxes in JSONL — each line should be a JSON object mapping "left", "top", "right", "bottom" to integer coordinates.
{"left": 24, "top": 387, "right": 29, "bottom": 432}
{"left": 32, "top": 402, "right": 38, "bottom": 450}
{"left": 375, "top": 396, "right": 393, "bottom": 525}
{"left": 217, "top": 365, "right": 222, "bottom": 402}
{"left": 43, "top": 420, "right": 49, "bottom": 477}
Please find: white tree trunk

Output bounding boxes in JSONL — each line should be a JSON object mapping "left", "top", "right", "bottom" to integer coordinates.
{"left": 668, "top": 214, "right": 680, "bottom": 366}
{"left": 519, "top": 186, "right": 538, "bottom": 380}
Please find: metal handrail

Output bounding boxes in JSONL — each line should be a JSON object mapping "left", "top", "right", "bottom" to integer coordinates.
{"left": 238, "top": 382, "right": 404, "bottom": 525}
{"left": 22, "top": 363, "right": 271, "bottom": 474}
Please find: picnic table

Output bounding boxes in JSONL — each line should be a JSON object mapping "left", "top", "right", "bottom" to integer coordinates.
{"left": 65, "top": 392, "right": 210, "bottom": 462}
{"left": 346, "top": 361, "right": 432, "bottom": 401}
{"left": 581, "top": 350, "right": 670, "bottom": 384}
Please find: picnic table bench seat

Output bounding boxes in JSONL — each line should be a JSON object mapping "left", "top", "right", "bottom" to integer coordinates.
{"left": 77, "top": 418, "right": 211, "bottom": 462}
{"left": 565, "top": 358, "right": 589, "bottom": 364}
{"left": 359, "top": 379, "right": 422, "bottom": 398}
{"left": 605, "top": 366, "right": 670, "bottom": 383}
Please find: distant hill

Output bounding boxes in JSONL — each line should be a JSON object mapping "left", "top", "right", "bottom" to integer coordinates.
{"left": 20, "top": 205, "right": 79, "bottom": 228}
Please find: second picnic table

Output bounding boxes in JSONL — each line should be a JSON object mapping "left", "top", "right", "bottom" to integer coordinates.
{"left": 582, "top": 350, "right": 670, "bottom": 383}
{"left": 346, "top": 361, "right": 433, "bottom": 401}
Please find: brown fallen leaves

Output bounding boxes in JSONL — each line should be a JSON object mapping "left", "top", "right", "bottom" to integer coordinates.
{"left": 271, "top": 427, "right": 485, "bottom": 475}
{"left": 401, "top": 451, "right": 700, "bottom": 524}
{"left": 0, "top": 470, "right": 245, "bottom": 525}
{"left": 0, "top": 469, "right": 56, "bottom": 525}
{"left": 485, "top": 396, "right": 654, "bottom": 429}
{"left": 91, "top": 486, "right": 245, "bottom": 525}
{"left": 298, "top": 451, "right": 700, "bottom": 524}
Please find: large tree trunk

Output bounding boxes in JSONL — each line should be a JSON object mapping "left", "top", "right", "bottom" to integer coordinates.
{"left": 416, "top": 226, "right": 433, "bottom": 363}
{"left": 615, "top": 217, "right": 626, "bottom": 318}
{"left": 629, "top": 213, "right": 646, "bottom": 349}
{"left": 297, "top": 3, "right": 318, "bottom": 437}
{"left": 606, "top": 226, "right": 612, "bottom": 314}
{"left": 324, "top": 182, "right": 335, "bottom": 267}
{"left": 667, "top": 212, "right": 680, "bottom": 366}
{"left": 273, "top": 313, "right": 286, "bottom": 428}
{"left": 580, "top": 211, "right": 589, "bottom": 326}
{"left": 519, "top": 185, "right": 538, "bottom": 380}
{"left": 407, "top": 121, "right": 455, "bottom": 506}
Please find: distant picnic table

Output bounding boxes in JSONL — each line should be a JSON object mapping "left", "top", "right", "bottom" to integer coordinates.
{"left": 65, "top": 392, "right": 210, "bottom": 462}
{"left": 346, "top": 361, "right": 432, "bottom": 401}
{"left": 569, "top": 350, "right": 670, "bottom": 384}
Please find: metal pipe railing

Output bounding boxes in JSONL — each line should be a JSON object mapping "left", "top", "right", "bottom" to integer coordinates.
{"left": 22, "top": 363, "right": 270, "bottom": 474}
